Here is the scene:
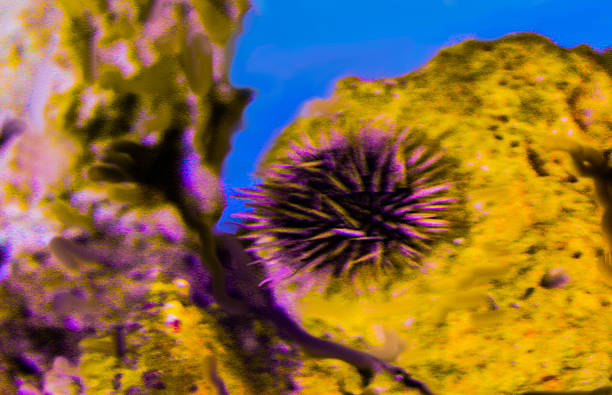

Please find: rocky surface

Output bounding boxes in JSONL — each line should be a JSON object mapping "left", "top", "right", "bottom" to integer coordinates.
{"left": 252, "top": 33, "right": 612, "bottom": 394}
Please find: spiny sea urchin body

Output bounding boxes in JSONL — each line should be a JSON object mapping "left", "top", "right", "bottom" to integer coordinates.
{"left": 233, "top": 126, "right": 464, "bottom": 290}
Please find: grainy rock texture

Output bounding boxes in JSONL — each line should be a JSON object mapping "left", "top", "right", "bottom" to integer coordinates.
{"left": 249, "top": 33, "right": 612, "bottom": 394}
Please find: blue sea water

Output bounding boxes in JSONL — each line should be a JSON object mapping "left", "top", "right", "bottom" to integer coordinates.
{"left": 217, "top": 0, "right": 611, "bottom": 232}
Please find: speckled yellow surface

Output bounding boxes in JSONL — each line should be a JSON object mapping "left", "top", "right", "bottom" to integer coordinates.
{"left": 76, "top": 280, "right": 227, "bottom": 395}
{"left": 257, "top": 33, "right": 612, "bottom": 394}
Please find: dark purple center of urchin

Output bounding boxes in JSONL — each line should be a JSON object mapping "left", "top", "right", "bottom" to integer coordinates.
{"left": 233, "top": 130, "right": 457, "bottom": 279}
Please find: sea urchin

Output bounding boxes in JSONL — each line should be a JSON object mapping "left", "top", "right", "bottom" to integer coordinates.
{"left": 232, "top": 126, "right": 461, "bottom": 287}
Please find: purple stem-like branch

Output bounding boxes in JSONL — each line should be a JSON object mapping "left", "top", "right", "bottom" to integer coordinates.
{"left": 205, "top": 230, "right": 437, "bottom": 395}
{"left": 165, "top": 118, "right": 435, "bottom": 392}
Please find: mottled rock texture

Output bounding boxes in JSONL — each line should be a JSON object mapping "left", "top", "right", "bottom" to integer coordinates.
{"left": 248, "top": 33, "right": 612, "bottom": 394}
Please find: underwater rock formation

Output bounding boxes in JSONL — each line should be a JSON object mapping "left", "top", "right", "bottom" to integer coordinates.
{"left": 245, "top": 32, "right": 612, "bottom": 394}
{"left": 0, "top": 0, "right": 611, "bottom": 392}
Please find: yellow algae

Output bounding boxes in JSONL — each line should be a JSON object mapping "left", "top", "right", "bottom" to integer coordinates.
{"left": 44, "top": 199, "right": 95, "bottom": 232}
{"left": 191, "top": 0, "right": 233, "bottom": 46}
